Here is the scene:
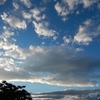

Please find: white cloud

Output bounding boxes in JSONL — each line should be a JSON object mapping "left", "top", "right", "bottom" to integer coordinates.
{"left": 54, "top": 2, "right": 69, "bottom": 21}
{"left": 4, "top": 45, "right": 44, "bottom": 60}
{"left": 63, "top": 36, "right": 72, "bottom": 44}
{"left": 30, "top": 7, "right": 45, "bottom": 22}
{"left": 75, "top": 48, "right": 83, "bottom": 52}
{"left": 0, "top": 0, "right": 6, "bottom": 5}
{"left": 74, "top": 19, "right": 100, "bottom": 45}
{"left": 13, "top": 2, "right": 19, "bottom": 10}
{"left": 20, "top": 0, "right": 32, "bottom": 8}
{"left": 33, "top": 21, "right": 56, "bottom": 37}
{"left": 54, "top": 0, "right": 98, "bottom": 21}
{"left": 22, "top": 11, "right": 32, "bottom": 19}
{"left": 63, "top": 0, "right": 98, "bottom": 8}
{"left": 1, "top": 12, "right": 27, "bottom": 29}
{"left": 63, "top": 0, "right": 80, "bottom": 10}
{"left": 82, "top": 0, "right": 98, "bottom": 8}
{"left": 0, "top": 58, "right": 15, "bottom": 71}
{"left": 2, "top": 26, "right": 14, "bottom": 38}
{"left": 0, "top": 26, "right": 15, "bottom": 50}
{"left": 30, "top": 7, "right": 56, "bottom": 37}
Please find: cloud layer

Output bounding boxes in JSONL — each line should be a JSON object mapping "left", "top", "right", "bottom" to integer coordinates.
{"left": 32, "top": 89, "right": 100, "bottom": 100}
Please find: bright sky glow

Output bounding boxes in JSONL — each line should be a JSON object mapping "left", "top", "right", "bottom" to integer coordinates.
{"left": 0, "top": 0, "right": 100, "bottom": 99}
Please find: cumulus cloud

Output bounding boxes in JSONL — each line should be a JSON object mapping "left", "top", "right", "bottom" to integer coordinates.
{"left": 0, "top": 26, "right": 15, "bottom": 50}
{"left": 0, "top": 58, "right": 15, "bottom": 71}
{"left": 30, "top": 7, "right": 45, "bottom": 21}
{"left": 75, "top": 48, "right": 83, "bottom": 52}
{"left": 1, "top": 12, "right": 27, "bottom": 29}
{"left": 33, "top": 21, "right": 57, "bottom": 37}
{"left": 29, "top": 7, "right": 57, "bottom": 37}
{"left": 54, "top": 0, "right": 98, "bottom": 21}
{"left": 54, "top": 2, "right": 69, "bottom": 21}
{"left": 4, "top": 45, "right": 44, "bottom": 60}
{"left": 0, "top": 0, "right": 6, "bottom": 5}
{"left": 13, "top": 2, "right": 19, "bottom": 10}
{"left": 82, "top": 0, "right": 98, "bottom": 8}
{"left": 22, "top": 11, "right": 32, "bottom": 19}
{"left": 74, "top": 19, "right": 100, "bottom": 45}
{"left": 63, "top": 36, "right": 72, "bottom": 44}
{"left": 20, "top": 0, "right": 32, "bottom": 8}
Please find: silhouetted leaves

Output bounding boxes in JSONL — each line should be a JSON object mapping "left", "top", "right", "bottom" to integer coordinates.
{"left": 0, "top": 81, "right": 32, "bottom": 100}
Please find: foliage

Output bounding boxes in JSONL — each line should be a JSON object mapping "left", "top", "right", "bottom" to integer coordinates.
{"left": 0, "top": 81, "right": 32, "bottom": 100}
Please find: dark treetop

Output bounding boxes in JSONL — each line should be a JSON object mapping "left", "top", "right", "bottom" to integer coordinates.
{"left": 0, "top": 81, "right": 32, "bottom": 100}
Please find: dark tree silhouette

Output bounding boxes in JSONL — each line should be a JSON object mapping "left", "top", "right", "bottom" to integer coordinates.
{"left": 0, "top": 81, "right": 32, "bottom": 100}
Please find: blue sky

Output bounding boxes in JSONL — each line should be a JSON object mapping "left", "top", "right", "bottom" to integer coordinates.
{"left": 0, "top": 0, "right": 100, "bottom": 99}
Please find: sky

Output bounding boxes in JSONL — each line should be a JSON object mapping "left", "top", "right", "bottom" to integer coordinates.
{"left": 0, "top": 0, "right": 100, "bottom": 99}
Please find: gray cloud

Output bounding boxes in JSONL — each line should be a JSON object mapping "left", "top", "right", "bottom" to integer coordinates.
{"left": 0, "top": 44, "right": 100, "bottom": 86}
{"left": 0, "top": 28, "right": 100, "bottom": 87}
{"left": 22, "top": 46, "right": 100, "bottom": 86}
{"left": 32, "top": 89, "right": 100, "bottom": 100}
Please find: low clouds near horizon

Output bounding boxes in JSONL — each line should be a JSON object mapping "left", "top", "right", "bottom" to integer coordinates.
{"left": 32, "top": 89, "right": 100, "bottom": 100}
{"left": 0, "top": 0, "right": 100, "bottom": 93}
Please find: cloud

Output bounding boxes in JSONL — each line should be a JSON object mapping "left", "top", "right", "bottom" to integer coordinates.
{"left": 0, "top": 58, "right": 15, "bottom": 71}
{"left": 0, "top": 26, "right": 100, "bottom": 87}
{"left": 21, "top": 46, "right": 100, "bottom": 86}
{"left": 63, "top": 36, "right": 72, "bottom": 44}
{"left": 0, "top": 26, "right": 15, "bottom": 50}
{"left": 0, "top": 0, "right": 6, "bottom": 5}
{"left": 54, "top": 2, "right": 69, "bottom": 21}
{"left": 33, "top": 21, "right": 57, "bottom": 37}
{"left": 74, "top": 19, "right": 100, "bottom": 45}
{"left": 13, "top": 2, "right": 19, "bottom": 10}
{"left": 54, "top": 0, "right": 98, "bottom": 21}
{"left": 32, "top": 89, "right": 100, "bottom": 100}
{"left": 29, "top": 7, "right": 57, "bottom": 37}
{"left": 30, "top": 7, "right": 45, "bottom": 22}
{"left": 4, "top": 45, "right": 44, "bottom": 60}
{"left": 75, "top": 48, "right": 83, "bottom": 52}
{"left": 0, "top": 0, "right": 100, "bottom": 88}
{"left": 0, "top": 27, "right": 100, "bottom": 88}
{"left": 0, "top": 31, "right": 100, "bottom": 88}
{"left": 20, "top": 0, "right": 32, "bottom": 8}
{"left": 1, "top": 12, "right": 27, "bottom": 29}
{"left": 22, "top": 11, "right": 32, "bottom": 19}
{"left": 63, "top": 0, "right": 98, "bottom": 8}
{"left": 82, "top": 0, "right": 98, "bottom": 8}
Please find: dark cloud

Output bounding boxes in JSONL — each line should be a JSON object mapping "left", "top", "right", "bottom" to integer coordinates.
{"left": 23, "top": 46, "right": 100, "bottom": 86}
